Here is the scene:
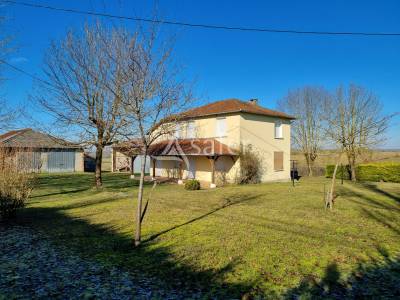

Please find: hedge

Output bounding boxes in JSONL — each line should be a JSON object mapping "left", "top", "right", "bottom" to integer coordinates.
{"left": 325, "top": 165, "right": 351, "bottom": 180}
{"left": 325, "top": 162, "right": 400, "bottom": 183}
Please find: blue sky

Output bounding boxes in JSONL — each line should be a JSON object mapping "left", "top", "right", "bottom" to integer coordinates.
{"left": 2, "top": 0, "right": 400, "bottom": 148}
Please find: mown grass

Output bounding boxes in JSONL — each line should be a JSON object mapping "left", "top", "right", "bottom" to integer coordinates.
{"left": 13, "top": 173, "right": 400, "bottom": 298}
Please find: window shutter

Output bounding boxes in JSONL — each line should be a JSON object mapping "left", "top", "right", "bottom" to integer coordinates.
{"left": 275, "top": 121, "right": 283, "bottom": 138}
{"left": 216, "top": 118, "right": 226, "bottom": 137}
{"left": 187, "top": 121, "right": 195, "bottom": 138}
{"left": 175, "top": 123, "right": 181, "bottom": 139}
{"left": 274, "top": 151, "right": 284, "bottom": 171}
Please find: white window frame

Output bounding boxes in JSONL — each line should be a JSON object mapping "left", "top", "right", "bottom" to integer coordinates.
{"left": 175, "top": 123, "right": 182, "bottom": 139}
{"left": 187, "top": 121, "right": 196, "bottom": 139}
{"left": 274, "top": 120, "right": 283, "bottom": 139}
{"left": 215, "top": 117, "right": 227, "bottom": 137}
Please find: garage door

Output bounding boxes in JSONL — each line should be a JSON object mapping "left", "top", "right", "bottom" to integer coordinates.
{"left": 48, "top": 150, "right": 75, "bottom": 172}
{"left": 17, "top": 151, "right": 42, "bottom": 172}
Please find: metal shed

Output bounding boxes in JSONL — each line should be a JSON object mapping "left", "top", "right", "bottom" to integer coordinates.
{"left": 0, "top": 128, "right": 84, "bottom": 173}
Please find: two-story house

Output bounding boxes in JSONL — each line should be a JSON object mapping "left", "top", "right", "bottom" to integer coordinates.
{"left": 112, "top": 98, "right": 294, "bottom": 186}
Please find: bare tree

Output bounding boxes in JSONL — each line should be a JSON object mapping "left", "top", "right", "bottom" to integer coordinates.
{"left": 0, "top": 13, "right": 18, "bottom": 131}
{"left": 34, "top": 22, "right": 127, "bottom": 188}
{"left": 0, "top": 15, "right": 12, "bottom": 84}
{"left": 278, "top": 86, "right": 329, "bottom": 176}
{"left": 324, "top": 84, "right": 394, "bottom": 181}
{"left": 115, "top": 25, "right": 192, "bottom": 246}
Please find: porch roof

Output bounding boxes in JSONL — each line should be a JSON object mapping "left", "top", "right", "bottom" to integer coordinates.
{"left": 114, "top": 138, "right": 237, "bottom": 157}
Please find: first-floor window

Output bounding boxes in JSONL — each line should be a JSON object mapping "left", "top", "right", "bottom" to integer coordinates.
{"left": 274, "top": 151, "right": 284, "bottom": 171}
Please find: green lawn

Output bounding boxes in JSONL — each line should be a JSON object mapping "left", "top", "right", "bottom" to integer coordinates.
{"left": 8, "top": 173, "right": 400, "bottom": 298}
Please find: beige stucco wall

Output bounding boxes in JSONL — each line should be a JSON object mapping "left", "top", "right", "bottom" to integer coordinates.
{"left": 153, "top": 156, "right": 213, "bottom": 181}
{"left": 150, "top": 112, "right": 291, "bottom": 183}
{"left": 239, "top": 113, "right": 291, "bottom": 182}
{"left": 153, "top": 114, "right": 241, "bottom": 147}
{"left": 152, "top": 155, "right": 239, "bottom": 184}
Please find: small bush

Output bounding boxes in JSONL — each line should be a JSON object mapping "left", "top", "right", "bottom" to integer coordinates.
{"left": 235, "top": 144, "right": 263, "bottom": 184}
{"left": 325, "top": 162, "right": 400, "bottom": 183}
{"left": 0, "top": 149, "right": 35, "bottom": 221}
{"left": 184, "top": 179, "right": 200, "bottom": 190}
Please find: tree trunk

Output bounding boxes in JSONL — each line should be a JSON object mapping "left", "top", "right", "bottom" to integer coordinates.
{"left": 326, "top": 151, "right": 343, "bottom": 210}
{"left": 347, "top": 152, "right": 357, "bottom": 181}
{"left": 95, "top": 145, "right": 103, "bottom": 188}
{"left": 349, "top": 160, "right": 357, "bottom": 181}
{"left": 135, "top": 152, "right": 147, "bottom": 247}
{"left": 304, "top": 153, "right": 313, "bottom": 176}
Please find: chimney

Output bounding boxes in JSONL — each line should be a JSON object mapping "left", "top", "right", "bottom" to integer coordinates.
{"left": 249, "top": 98, "right": 258, "bottom": 105}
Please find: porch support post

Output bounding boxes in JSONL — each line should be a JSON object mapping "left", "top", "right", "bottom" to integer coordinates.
{"left": 208, "top": 156, "right": 216, "bottom": 186}
{"left": 152, "top": 157, "right": 156, "bottom": 178}
{"left": 130, "top": 155, "right": 136, "bottom": 175}
{"left": 112, "top": 148, "right": 116, "bottom": 172}
{"left": 179, "top": 158, "right": 183, "bottom": 180}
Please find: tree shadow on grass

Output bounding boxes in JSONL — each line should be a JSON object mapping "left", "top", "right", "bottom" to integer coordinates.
{"left": 29, "top": 187, "right": 92, "bottom": 199}
{"left": 285, "top": 255, "right": 400, "bottom": 299}
{"left": 10, "top": 203, "right": 258, "bottom": 298}
{"left": 360, "top": 182, "right": 400, "bottom": 203}
{"left": 31, "top": 173, "right": 153, "bottom": 199}
{"left": 339, "top": 185, "right": 400, "bottom": 212}
{"left": 143, "top": 193, "right": 263, "bottom": 243}
{"left": 286, "top": 182, "right": 400, "bottom": 299}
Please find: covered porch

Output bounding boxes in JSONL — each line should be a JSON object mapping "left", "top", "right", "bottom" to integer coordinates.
{"left": 114, "top": 138, "right": 238, "bottom": 187}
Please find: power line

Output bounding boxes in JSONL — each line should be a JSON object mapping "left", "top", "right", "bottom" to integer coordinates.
{"left": 0, "top": 59, "right": 51, "bottom": 86}
{"left": 3, "top": 0, "right": 400, "bottom": 37}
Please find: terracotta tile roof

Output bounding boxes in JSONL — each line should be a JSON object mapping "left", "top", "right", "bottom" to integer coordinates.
{"left": 112, "top": 139, "right": 144, "bottom": 156}
{"left": 0, "top": 128, "right": 31, "bottom": 143}
{"left": 177, "top": 98, "right": 295, "bottom": 120}
{"left": 0, "top": 128, "right": 81, "bottom": 149}
{"left": 114, "top": 138, "right": 237, "bottom": 156}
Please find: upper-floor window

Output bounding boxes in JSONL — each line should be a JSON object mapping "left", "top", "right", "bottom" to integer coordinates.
{"left": 187, "top": 121, "right": 196, "bottom": 138}
{"left": 216, "top": 117, "right": 227, "bottom": 137}
{"left": 174, "top": 123, "right": 182, "bottom": 139}
{"left": 275, "top": 120, "right": 283, "bottom": 139}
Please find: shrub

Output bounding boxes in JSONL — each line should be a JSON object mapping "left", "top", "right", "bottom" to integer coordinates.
{"left": 0, "top": 149, "right": 35, "bottom": 221}
{"left": 325, "top": 164, "right": 351, "bottom": 180}
{"left": 184, "top": 179, "right": 200, "bottom": 190}
{"left": 325, "top": 162, "right": 400, "bottom": 183}
{"left": 356, "top": 162, "right": 400, "bottom": 183}
{"left": 235, "top": 144, "right": 263, "bottom": 184}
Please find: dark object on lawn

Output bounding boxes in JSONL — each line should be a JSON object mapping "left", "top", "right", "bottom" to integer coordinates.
{"left": 184, "top": 179, "right": 201, "bottom": 190}
{"left": 290, "top": 160, "right": 301, "bottom": 186}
